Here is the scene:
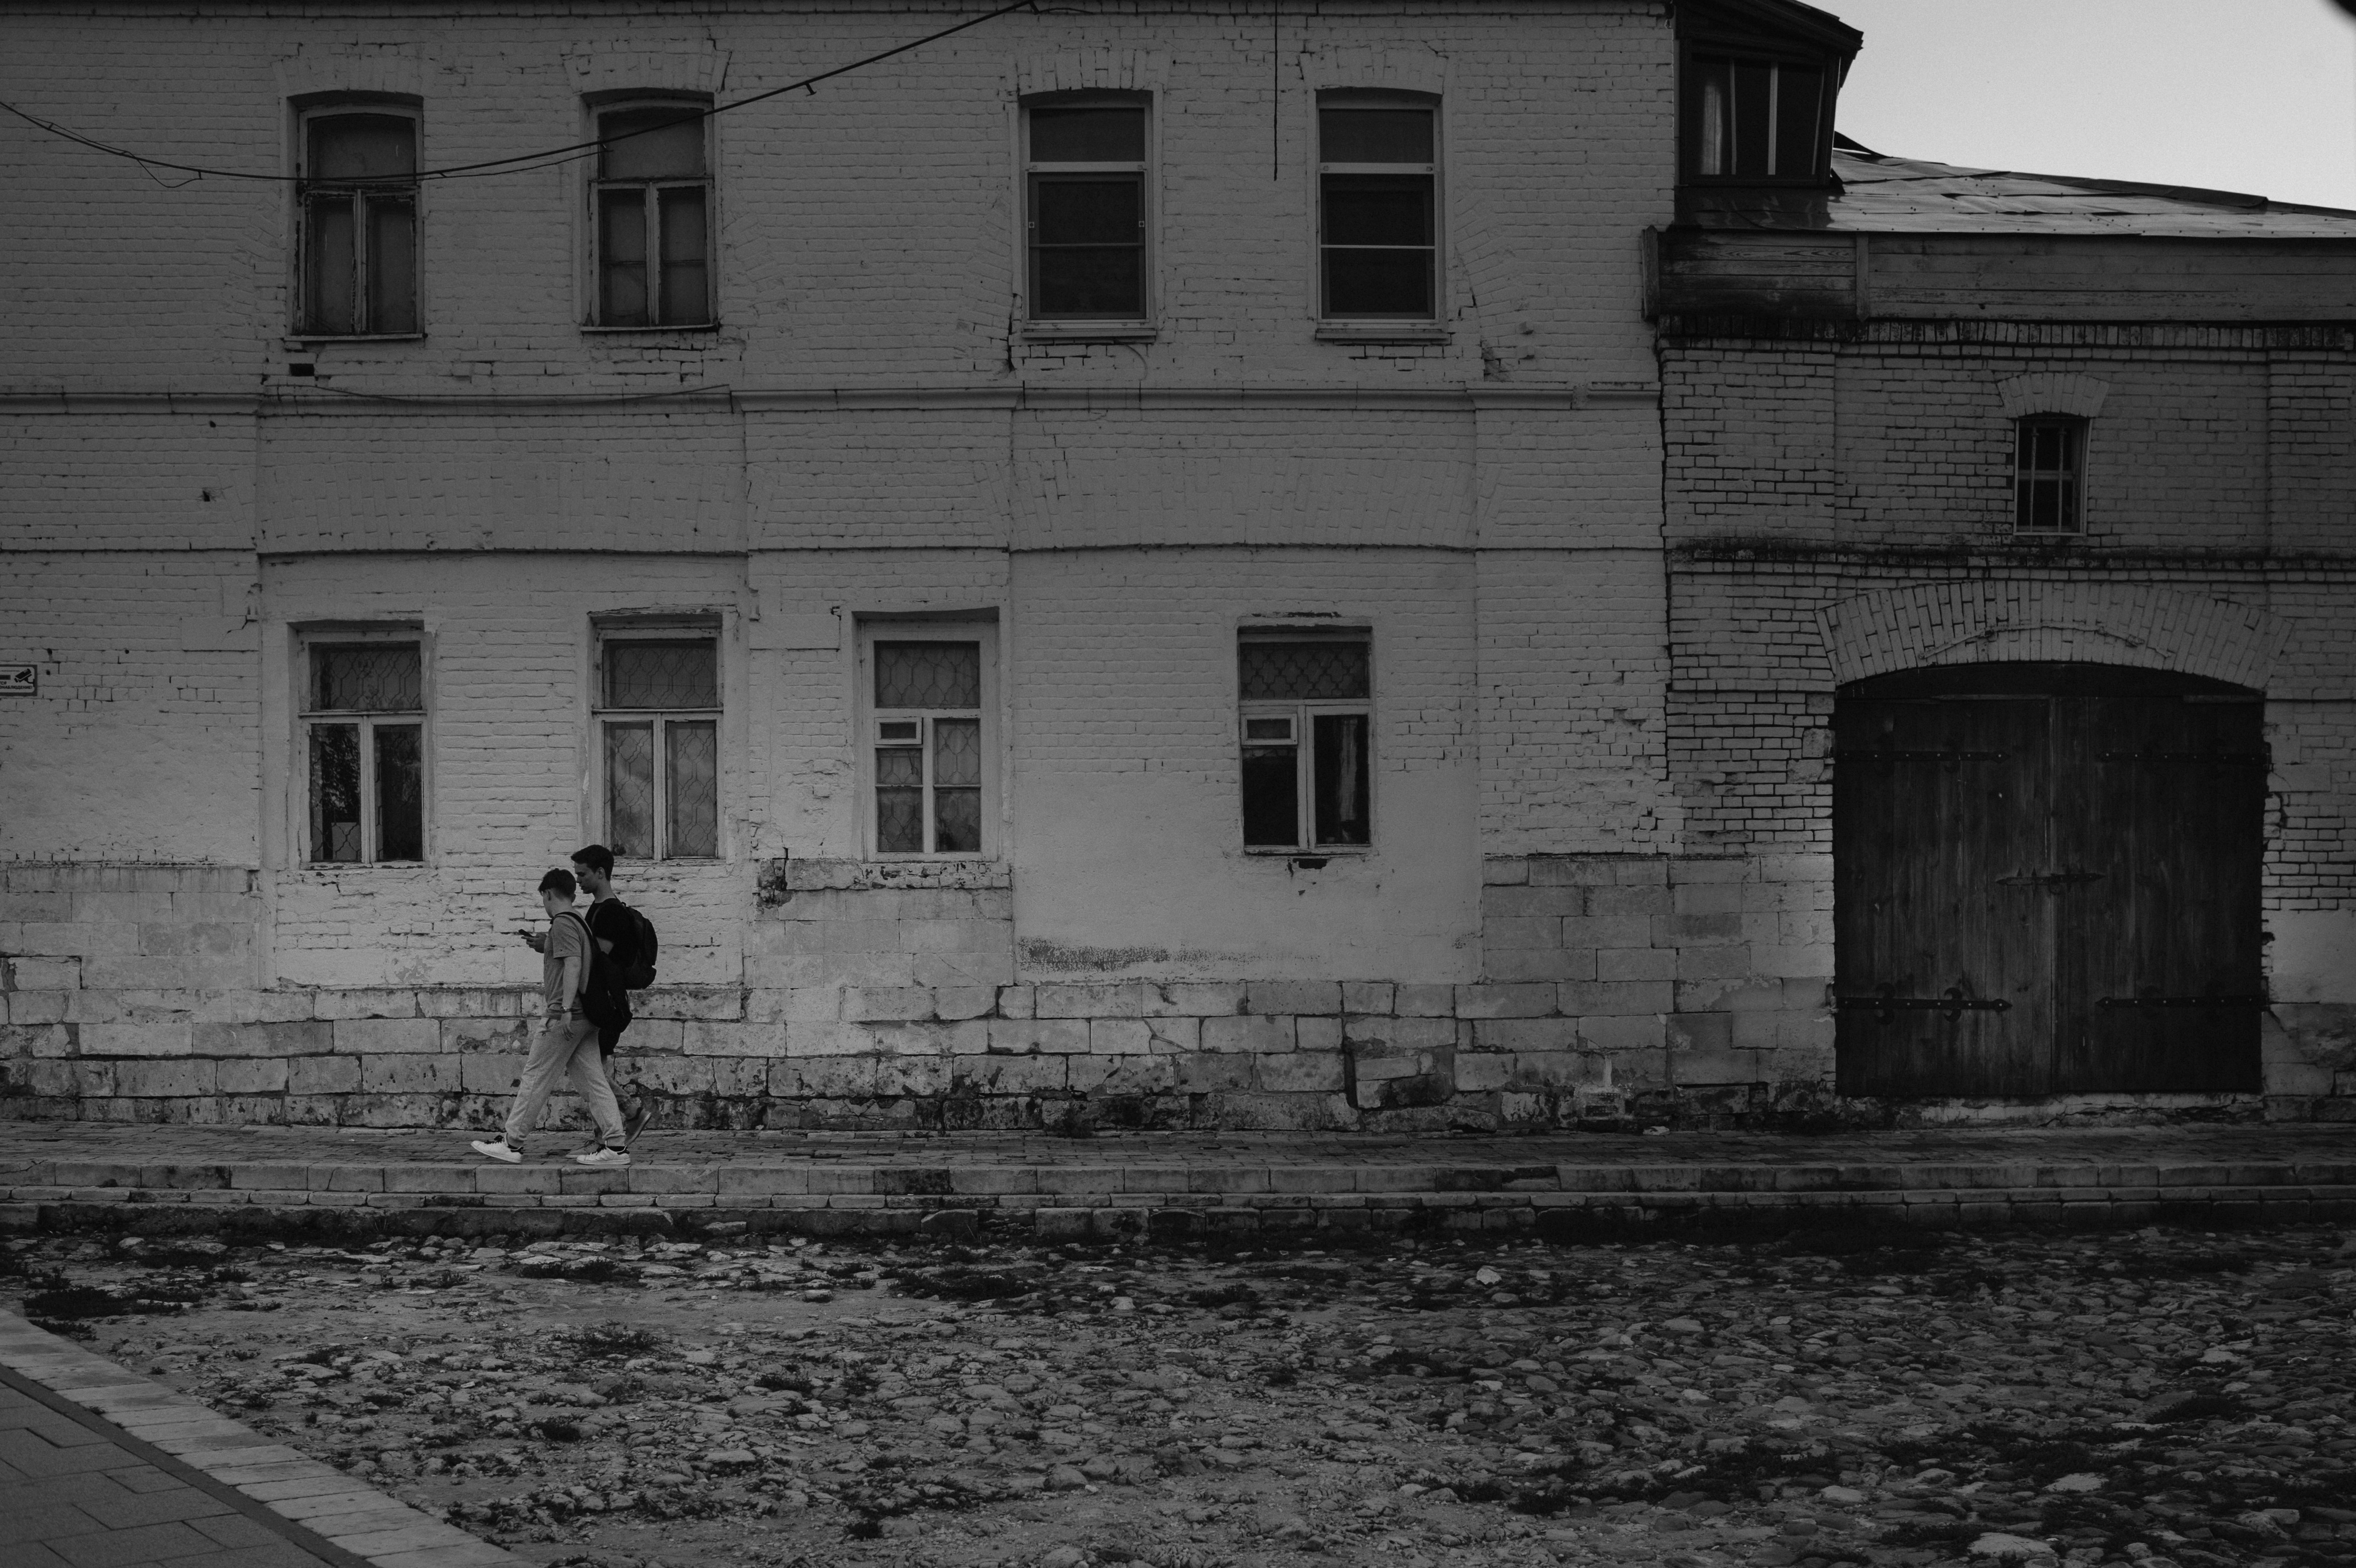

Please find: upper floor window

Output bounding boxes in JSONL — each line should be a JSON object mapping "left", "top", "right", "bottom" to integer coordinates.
{"left": 597, "top": 627, "right": 721, "bottom": 858}
{"left": 593, "top": 101, "right": 713, "bottom": 328}
{"left": 1683, "top": 54, "right": 1826, "bottom": 181}
{"left": 865, "top": 629, "right": 995, "bottom": 857}
{"left": 2015, "top": 415, "right": 2086, "bottom": 533}
{"left": 299, "top": 108, "right": 419, "bottom": 337}
{"left": 1025, "top": 96, "right": 1148, "bottom": 321}
{"left": 302, "top": 639, "right": 426, "bottom": 863}
{"left": 1240, "top": 633, "right": 1372, "bottom": 851}
{"left": 1318, "top": 95, "right": 1438, "bottom": 321}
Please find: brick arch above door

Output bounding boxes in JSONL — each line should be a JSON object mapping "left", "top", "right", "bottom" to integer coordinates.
{"left": 1815, "top": 581, "right": 2286, "bottom": 691}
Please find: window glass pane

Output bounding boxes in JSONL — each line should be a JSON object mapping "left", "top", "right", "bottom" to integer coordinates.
{"left": 1772, "top": 66, "right": 1823, "bottom": 176}
{"left": 305, "top": 195, "right": 357, "bottom": 335}
{"left": 310, "top": 724, "right": 362, "bottom": 863}
{"left": 666, "top": 720, "right": 718, "bottom": 857}
{"left": 1732, "top": 62, "right": 1773, "bottom": 177}
{"left": 1240, "top": 642, "right": 1370, "bottom": 702}
{"left": 1322, "top": 174, "right": 1433, "bottom": 246}
{"left": 1035, "top": 248, "right": 1145, "bottom": 318}
{"left": 313, "top": 645, "right": 422, "bottom": 713}
{"left": 1689, "top": 59, "right": 1732, "bottom": 176}
{"left": 606, "top": 640, "right": 717, "bottom": 709}
{"left": 1033, "top": 177, "right": 1142, "bottom": 245}
{"left": 1242, "top": 745, "right": 1299, "bottom": 848}
{"left": 374, "top": 723, "right": 424, "bottom": 861}
{"left": 1313, "top": 713, "right": 1371, "bottom": 847}
{"left": 934, "top": 718, "right": 984, "bottom": 852}
{"left": 606, "top": 723, "right": 655, "bottom": 858}
{"left": 875, "top": 747, "right": 924, "bottom": 853}
{"left": 600, "top": 107, "right": 706, "bottom": 180}
{"left": 1319, "top": 107, "right": 1432, "bottom": 164}
{"left": 659, "top": 185, "right": 709, "bottom": 324}
{"left": 1029, "top": 105, "right": 1145, "bottom": 162}
{"left": 366, "top": 194, "right": 417, "bottom": 335}
{"left": 875, "top": 642, "right": 981, "bottom": 709}
{"left": 1325, "top": 247, "right": 1434, "bottom": 317}
{"left": 309, "top": 114, "right": 416, "bottom": 181}
{"left": 600, "top": 187, "right": 648, "bottom": 326}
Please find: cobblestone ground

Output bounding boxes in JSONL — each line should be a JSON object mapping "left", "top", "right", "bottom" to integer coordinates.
{"left": 4, "top": 1221, "right": 2353, "bottom": 1568}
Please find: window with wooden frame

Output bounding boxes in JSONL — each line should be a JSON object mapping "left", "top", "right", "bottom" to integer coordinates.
{"left": 596, "top": 627, "right": 720, "bottom": 859}
{"left": 864, "top": 629, "right": 994, "bottom": 858}
{"left": 1024, "top": 95, "right": 1149, "bottom": 321}
{"left": 1682, "top": 52, "right": 1828, "bottom": 181}
{"left": 2015, "top": 415, "right": 2087, "bottom": 533}
{"left": 591, "top": 99, "right": 714, "bottom": 328}
{"left": 1318, "top": 94, "right": 1438, "bottom": 321}
{"left": 1239, "top": 633, "right": 1372, "bottom": 851}
{"left": 298, "top": 105, "right": 420, "bottom": 337}
{"left": 301, "top": 639, "right": 427, "bottom": 864}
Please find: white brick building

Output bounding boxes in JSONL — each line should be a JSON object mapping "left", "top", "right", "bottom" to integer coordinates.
{"left": 2, "top": 0, "right": 2349, "bottom": 1130}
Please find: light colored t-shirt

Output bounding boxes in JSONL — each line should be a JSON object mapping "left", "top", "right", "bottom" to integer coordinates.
{"left": 543, "top": 912, "right": 588, "bottom": 1013}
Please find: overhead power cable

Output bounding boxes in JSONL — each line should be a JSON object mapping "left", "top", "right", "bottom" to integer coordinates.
{"left": 0, "top": 0, "right": 1037, "bottom": 186}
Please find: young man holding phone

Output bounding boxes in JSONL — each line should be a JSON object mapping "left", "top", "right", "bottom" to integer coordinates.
{"left": 471, "top": 868, "right": 630, "bottom": 1167}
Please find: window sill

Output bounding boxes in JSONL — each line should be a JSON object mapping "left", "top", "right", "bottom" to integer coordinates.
{"left": 1243, "top": 847, "right": 1372, "bottom": 859}
{"left": 2009, "top": 530, "right": 2086, "bottom": 541}
{"left": 284, "top": 334, "right": 426, "bottom": 346}
{"left": 582, "top": 323, "right": 722, "bottom": 336}
{"left": 1314, "top": 323, "right": 1446, "bottom": 345}
{"left": 1021, "top": 322, "right": 1158, "bottom": 343}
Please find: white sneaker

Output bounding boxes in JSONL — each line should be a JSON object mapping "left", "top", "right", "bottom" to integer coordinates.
{"left": 573, "top": 1147, "right": 631, "bottom": 1167}
{"left": 471, "top": 1139, "right": 523, "bottom": 1164}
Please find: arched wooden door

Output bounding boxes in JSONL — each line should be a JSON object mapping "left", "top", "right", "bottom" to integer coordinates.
{"left": 1833, "top": 663, "right": 2265, "bottom": 1098}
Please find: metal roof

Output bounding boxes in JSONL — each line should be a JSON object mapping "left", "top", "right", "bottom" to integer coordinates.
{"left": 1828, "top": 145, "right": 2356, "bottom": 238}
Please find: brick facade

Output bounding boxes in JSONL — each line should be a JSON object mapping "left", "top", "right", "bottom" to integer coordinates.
{"left": 3, "top": 2, "right": 2351, "bottom": 1130}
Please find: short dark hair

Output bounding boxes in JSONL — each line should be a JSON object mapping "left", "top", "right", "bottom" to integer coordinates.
{"left": 570, "top": 844, "right": 615, "bottom": 876}
{"left": 538, "top": 868, "right": 577, "bottom": 898}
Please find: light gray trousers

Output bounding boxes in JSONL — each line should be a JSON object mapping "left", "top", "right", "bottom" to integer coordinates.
{"left": 501, "top": 1015, "right": 626, "bottom": 1150}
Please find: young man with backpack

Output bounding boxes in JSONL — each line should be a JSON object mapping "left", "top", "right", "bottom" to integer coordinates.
{"left": 571, "top": 843, "right": 658, "bottom": 1144}
{"left": 471, "top": 869, "right": 630, "bottom": 1167}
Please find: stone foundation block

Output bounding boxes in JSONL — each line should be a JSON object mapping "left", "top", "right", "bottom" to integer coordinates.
{"left": 1252, "top": 1052, "right": 1346, "bottom": 1094}
{"left": 934, "top": 986, "right": 997, "bottom": 1021}
{"left": 1068, "top": 1054, "right": 1180, "bottom": 1096}
{"left": 216, "top": 1058, "right": 289, "bottom": 1095}
{"left": 950, "top": 1055, "right": 1068, "bottom": 1095}
{"left": 684, "top": 1021, "right": 788, "bottom": 1057}
{"left": 1486, "top": 949, "right": 1590, "bottom": 983}
{"left": 1142, "top": 982, "right": 1243, "bottom": 1017}
{"left": 1391, "top": 984, "right": 1456, "bottom": 1018}
{"left": 1035, "top": 982, "right": 1148, "bottom": 1019}
{"left": 987, "top": 1019, "right": 1090, "bottom": 1056}
{"left": 1089, "top": 1019, "right": 1154, "bottom": 1055}
{"left": 1246, "top": 981, "right": 1341, "bottom": 1017}
{"left": 3, "top": 1023, "right": 73, "bottom": 1058}
{"left": 288, "top": 1056, "right": 361, "bottom": 1095}
{"left": 1454, "top": 984, "right": 1557, "bottom": 1019}
{"left": 1202, "top": 1016, "right": 1294, "bottom": 1054}
{"left": 9, "top": 957, "right": 82, "bottom": 990}
{"left": 312, "top": 990, "right": 420, "bottom": 1021}
{"left": 116, "top": 1059, "right": 216, "bottom": 1098}
{"left": 361, "top": 1054, "right": 461, "bottom": 1094}
{"left": 1561, "top": 981, "right": 1675, "bottom": 1015}
{"left": 5, "top": 993, "right": 68, "bottom": 1026}
{"left": 1581, "top": 1015, "right": 1666, "bottom": 1052}
{"left": 441, "top": 1017, "right": 532, "bottom": 1054}
{"left": 1178, "top": 1054, "right": 1254, "bottom": 1093}
{"left": 1345, "top": 1014, "right": 1457, "bottom": 1050}
{"left": 842, "top": 986, "right": 936, "bottom": 1023}
{"left": 1471, "top": 1017, "right": 1579, "bottom": 1051}
{"left": 79, "top": 1021, "right": 194, "bottom": 1057}
{"left": 416, "top": 989, "right": 528, "bottom": 1018}
{"left": 334, "top": 1018, "right": 443, "bottom": 1055}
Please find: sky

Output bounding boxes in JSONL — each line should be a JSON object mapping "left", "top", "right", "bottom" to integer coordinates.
{"left": 1825, "top": 0, "right": 2356, "bottom": 210}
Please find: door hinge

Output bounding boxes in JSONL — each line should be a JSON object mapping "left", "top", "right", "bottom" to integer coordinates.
{"left": 2096, "top": 991, "right": 2269, "bottom": 1010}
{"left": 1832, "top": 749, "right": 2009, "bottom": 769}
{"left": 2098, "top": 749, "right": 2270, "bottom": 767}
{"left": 1996, "top": 868, "right": 2106, "bottom": 890}
{"left": 1833, "top": 985, "right": 2012, "bottom": 1024}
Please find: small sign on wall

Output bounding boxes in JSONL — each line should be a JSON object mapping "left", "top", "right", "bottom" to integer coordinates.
{"left": 0, "top": 665, "right": 35, "bottom": 696}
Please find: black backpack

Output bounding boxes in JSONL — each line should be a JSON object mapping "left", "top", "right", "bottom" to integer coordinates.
{"left": 590, "top": 899, "right": 659, "bottom": 992}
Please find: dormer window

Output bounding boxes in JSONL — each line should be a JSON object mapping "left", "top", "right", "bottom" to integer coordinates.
{"left": 1684, "top": 53, "right": 1827, "bottom": 181}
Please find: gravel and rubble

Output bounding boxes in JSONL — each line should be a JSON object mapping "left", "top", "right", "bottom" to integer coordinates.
{"left": 4, "top": 1222, "right": 2354, "bottom": 1568}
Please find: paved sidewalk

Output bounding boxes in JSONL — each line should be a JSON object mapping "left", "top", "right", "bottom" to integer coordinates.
{"left": 0, "top": 1312, "right": 519, "bottom": 1568}
{"left": 2, "top": 1122, "right": 2352, "bottom": 1237}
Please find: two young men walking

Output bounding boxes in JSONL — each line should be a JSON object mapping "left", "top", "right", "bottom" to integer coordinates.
{"left": 471, "top": 844, "right": 656, "bottom": 1167}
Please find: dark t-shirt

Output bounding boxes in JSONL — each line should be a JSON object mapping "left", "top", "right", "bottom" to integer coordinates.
{"left": 581, "top": 898, "right": 636, "bottom": 1045}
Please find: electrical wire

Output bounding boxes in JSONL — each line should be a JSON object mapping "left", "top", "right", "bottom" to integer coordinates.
{"left": 0, "top": 0, "right": 1039, "bottom": 186}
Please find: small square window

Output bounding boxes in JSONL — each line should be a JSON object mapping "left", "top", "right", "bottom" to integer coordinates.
{"left": 1683, "top": 54, "right": 1826, "bottom": 181}
{"left": 2015, "top": 415, "right": 2086, "bottom": 533}
{"left": 1240, "top": 634, "right": 1372, "bottom": 851}
{"left": 1025, "top": 96, "right": 1149, "bottom": 321}
{"left": 301, "top": 640, "right": 426, "bottom": 863}
{"left": 596, "top": 630, "right": 721, "bottom": 859}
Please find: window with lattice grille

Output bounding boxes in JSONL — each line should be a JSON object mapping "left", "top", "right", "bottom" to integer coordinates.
{"left": 863, "top": 627, "right": 994, "bottom": 857}
{"left": 596, "top": 630, "right": 720, "bottom": 859}
{"left": 301, "top": 638, "right": 427, "bottom": 863}
{"left": 1239, "top": 633, "right": 1372, "bottom": 851}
